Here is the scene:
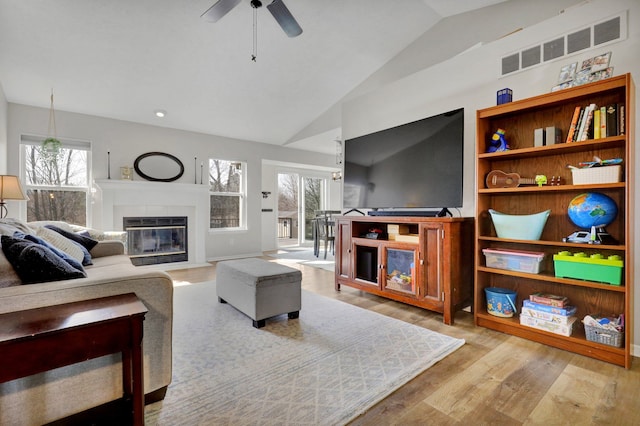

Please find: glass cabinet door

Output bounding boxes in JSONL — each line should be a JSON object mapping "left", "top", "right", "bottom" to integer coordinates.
{"left": 383, "top": 247, "right": 417, "bottom": 296}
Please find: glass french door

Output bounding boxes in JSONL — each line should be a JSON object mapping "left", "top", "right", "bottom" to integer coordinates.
{"left": 277, "top": 173, "right": 326, "bottom": 247}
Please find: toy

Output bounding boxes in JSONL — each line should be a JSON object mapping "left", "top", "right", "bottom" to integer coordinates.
{"left": 534, "top": 175, "right": 547, "bottom": 186}
{"left": 563, "top": 192, "right": 618, "bottom": 244}
{"left": 487, "top": 128, "right": 509, "bottom": 152}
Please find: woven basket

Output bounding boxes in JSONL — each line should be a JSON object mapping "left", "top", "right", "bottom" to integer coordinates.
{"left": 584, "top": 323, "right": 623, "bottom": 347}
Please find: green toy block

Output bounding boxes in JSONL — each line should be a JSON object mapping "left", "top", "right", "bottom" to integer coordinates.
{"left": 553, "top": 251, "right": 623, "bottom": 285}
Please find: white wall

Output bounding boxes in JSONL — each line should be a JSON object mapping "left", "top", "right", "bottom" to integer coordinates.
{"left": 6, "top": 104, "right": 337, "bottom": 260}
{"left": 0, "top": 83, "right": 7, "bottom": 174}
{"left": 343, "top": 0, "right": 640, "bottom": 353}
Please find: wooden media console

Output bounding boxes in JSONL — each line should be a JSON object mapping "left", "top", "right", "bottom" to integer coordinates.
{"left": 334, "top": 215, "right": 474, "bottom": 325}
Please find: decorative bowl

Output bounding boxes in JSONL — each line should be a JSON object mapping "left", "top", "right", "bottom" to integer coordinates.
{"left": 488, "top": 209, "right": 551, "bottom": 240}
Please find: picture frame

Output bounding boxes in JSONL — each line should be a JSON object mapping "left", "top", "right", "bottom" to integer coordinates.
{"left": 574, "top": 69, "right": 592, "bottom": 86}
{"left": 591, "top": 51, "right": 612, "bottom": 72}
{"left": 551, "top": 82, "right": 573, "bottom": 92}
{"left": 580, "top": 57, "right": 593, "bottom": 71}
{"left": 591, "top": 67, "right": 614, "bottom": 82}
{"left": 558, "top": 62, "right": 578, "bottom": 84}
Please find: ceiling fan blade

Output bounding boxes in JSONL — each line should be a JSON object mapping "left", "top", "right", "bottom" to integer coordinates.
{"left": 266, "top": 0, "right": 303, "bottom": 37}
{"left": 201, "top": 0, "right": 242, "bottom": 23}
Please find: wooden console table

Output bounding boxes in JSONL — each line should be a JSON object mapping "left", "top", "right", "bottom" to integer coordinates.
{"left": 0, "top": 293, "right": 148, "bottom": 425}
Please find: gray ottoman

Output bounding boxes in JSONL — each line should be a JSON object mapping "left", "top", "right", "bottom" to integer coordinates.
{"left": 216, "top": 258, "right": 302, "bottom": 328}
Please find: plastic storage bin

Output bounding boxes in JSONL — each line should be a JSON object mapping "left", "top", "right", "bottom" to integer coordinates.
{"left": 488, "top": 209, "right": 550, "bottom": 240}
{"left": 571, "top": 165, "right": 622, "bottom": 185}
{"left": 483, "top": 248, "right": 545, "bottom": 274}
{"left": 553, "top": 251, "right": 623, "bottom": 285}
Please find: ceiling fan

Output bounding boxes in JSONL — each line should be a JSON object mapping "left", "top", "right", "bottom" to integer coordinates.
{"left": 201, "top": 0, "right": 303, "bottom": 38}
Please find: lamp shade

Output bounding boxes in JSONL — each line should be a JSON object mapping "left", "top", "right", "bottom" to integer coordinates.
{"left": 0, "top": 175, "right": 28, "bottom": 201}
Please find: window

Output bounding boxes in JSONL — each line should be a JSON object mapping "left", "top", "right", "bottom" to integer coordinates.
{"left": 21, "top": 135, "right": 91, "bottom": 226}
{"left": 209, "top": 159, "right": 245, "bottom": 229}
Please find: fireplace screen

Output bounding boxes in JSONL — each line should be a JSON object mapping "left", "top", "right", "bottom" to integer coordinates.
{"left": 124, "top": 216, "right": 188, "bottom": 266}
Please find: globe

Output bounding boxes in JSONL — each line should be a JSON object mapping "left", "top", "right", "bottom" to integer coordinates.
{"left": 567, "top": 192, "right": 618, "bottom": 229}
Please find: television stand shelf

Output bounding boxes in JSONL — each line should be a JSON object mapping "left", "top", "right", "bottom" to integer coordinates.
{"left": 334, "top": 215, "right": 474, "bottom": 325}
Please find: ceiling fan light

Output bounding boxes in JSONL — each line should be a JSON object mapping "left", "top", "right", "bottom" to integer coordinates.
{"left": 154, "top": 110, "right": 166, "bottom": 118}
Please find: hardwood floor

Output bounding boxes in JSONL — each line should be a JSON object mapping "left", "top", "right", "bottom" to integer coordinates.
{"left": 166, "top": 259, "right": 640, "bottom": 426}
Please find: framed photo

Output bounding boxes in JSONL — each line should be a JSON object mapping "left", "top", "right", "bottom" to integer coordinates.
{"left": 591, "top": 51, "right": 612, "bottom": 72}
{"left": 580, "top": 57, "right": 593, "bottom": 71}
{"left": 558, "top": 62, "right": 578, "bottom": 84}
{"left": 551, "top": 82, "right": 573, "bottom": 92}
{"left": 591, "top": 67, "right": 614, "bottom": 82}
{"left": 574, "top": 69, "right": 592, "bottom": 86}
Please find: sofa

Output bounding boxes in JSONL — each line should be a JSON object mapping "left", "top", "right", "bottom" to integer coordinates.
{"left": 0, "top": 219, "right": 173, "bottom": 425}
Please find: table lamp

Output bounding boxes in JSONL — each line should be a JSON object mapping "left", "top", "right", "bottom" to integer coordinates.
{"left": 0, "top": 175, "right": 28, "bottom": 218}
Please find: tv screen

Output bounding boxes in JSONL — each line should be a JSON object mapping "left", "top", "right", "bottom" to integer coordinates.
{"left": 343, "top": 108, "right": 463, "bottom": 211}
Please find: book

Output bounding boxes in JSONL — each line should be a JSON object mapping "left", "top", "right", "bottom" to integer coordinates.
{"left": 599, "top": 106, "right": 607, "bottom": 138}
{"left": 619, "top": 104, "right": 625, "bottom": 135}
{"left": 565, "top": 106, "right": 582, "bottom": 143}
{"left": 574, "top": 106, "right": 588, "bottom": 142}
{"left": 522, "top": 300, "right": 577, "bottom": 316}
{"left": 529, "top": 292, "right": 569, "bottom": 307}
{"left": 593, "top": 109, "right": 601, "bottom": 139}
{"left": 521, "top": 306, "right": 576, "bottom": 325}
{"left": 577, "top": 103, "right": 597, "bottom": 141}
{"left": 606, "top": 103, "right": 619, "bottom": 136}
{"left": 520, "top": 313, "right": 577, "bottom": 336}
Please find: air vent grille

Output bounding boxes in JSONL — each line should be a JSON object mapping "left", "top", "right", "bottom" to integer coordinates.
{"left": 501, "top": 12, "right": 626, "bottom": 76}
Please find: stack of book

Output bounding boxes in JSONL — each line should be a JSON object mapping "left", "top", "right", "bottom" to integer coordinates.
{"left": 565, "top": 102, "right": 625, "bottom": 143}
{"left": 519, "top": 292, "right": 577, "bottom": 336}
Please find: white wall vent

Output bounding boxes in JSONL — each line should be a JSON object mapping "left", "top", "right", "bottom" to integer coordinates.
{"left": 501, "top": 11, "right": 627, "bottom": 76}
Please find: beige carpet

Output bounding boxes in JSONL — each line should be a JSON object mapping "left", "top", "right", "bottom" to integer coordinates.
{"left": 145, "top": 281, "right": 464, "bottom": 425}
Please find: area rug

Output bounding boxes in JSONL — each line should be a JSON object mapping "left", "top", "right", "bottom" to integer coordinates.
{"left": 145, "top": 281, "right": 464, "bottom": 425}
{"left": 267, "top": 247, "right": 334, "bottom": 272}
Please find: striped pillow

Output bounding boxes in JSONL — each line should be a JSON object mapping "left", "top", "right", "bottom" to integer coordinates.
{"left": 35, "top": 226, "right": 85, "bottom": 264}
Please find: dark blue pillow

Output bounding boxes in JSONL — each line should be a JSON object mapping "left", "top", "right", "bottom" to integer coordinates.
{"left": 13, "top": 231, "right": 85, "bottom": 273}
{"left": 1, "top": 235, "right": 87, "bottom": 284}
{"left": 44, "top": 225, "right": 96, "bottom": 266}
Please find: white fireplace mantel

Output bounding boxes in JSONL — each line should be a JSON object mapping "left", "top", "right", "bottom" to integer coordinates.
{"left": 94, "top": 179, "right": 210, "bottom": 265}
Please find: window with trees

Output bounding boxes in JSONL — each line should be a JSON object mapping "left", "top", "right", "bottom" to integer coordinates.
{"left": 21, "top": 135, "right": 91, "bottom": 226}
{"left": 209, "top": 159, "right": 246, "bottom": 230}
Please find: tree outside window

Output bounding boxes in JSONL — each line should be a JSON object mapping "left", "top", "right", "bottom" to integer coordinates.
{"left": 21, "top": 136, "right": 91, "bottom": 226}
{"left": 209, "top": 159, "right": 245, "bottom": 229}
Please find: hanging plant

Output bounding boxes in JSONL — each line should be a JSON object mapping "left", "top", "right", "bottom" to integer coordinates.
{"left": 42, "top": 137, "right": 61, "bottom": 155}
{"left": 43, "top": 89, "right": 61, "bottom": 157}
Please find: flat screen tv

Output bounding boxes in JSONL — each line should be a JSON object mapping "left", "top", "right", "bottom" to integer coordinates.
{"left": 343, "top": 108, "right": 463, "bottom": 215}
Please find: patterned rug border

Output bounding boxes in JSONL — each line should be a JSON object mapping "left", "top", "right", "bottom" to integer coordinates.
{"left": 146, "top": 282, "right": 464, "bottom": 425}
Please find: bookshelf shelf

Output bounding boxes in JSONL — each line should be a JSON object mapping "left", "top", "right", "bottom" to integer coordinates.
{"left": 474, "top": 74, "right": 635, "bottom": 368}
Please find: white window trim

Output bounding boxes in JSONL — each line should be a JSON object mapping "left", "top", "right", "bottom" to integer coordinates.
{"left": 208, "top": 159, "right": 247, "bottom": 231}
{"left": 19, "top": 134, "right": 93, "bottom": 226}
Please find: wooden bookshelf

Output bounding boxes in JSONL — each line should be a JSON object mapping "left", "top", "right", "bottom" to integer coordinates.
{"left": 474, "top": 74, "right": 635, "bottom": 368}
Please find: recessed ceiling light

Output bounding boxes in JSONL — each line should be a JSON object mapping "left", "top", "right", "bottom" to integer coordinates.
{"left": 154, "top": 109, "right": 166, "bottom": 118}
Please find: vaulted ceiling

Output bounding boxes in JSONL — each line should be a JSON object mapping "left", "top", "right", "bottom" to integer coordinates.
{"left": 0, "top": 0, "right": 508, "bottom": 154}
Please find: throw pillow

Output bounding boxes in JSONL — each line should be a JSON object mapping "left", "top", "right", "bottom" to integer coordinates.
{"left": 0, "top": 218, "right": 34, "bottom": 236}
{"left": 44, "top": 225, "right": 98, "bottom": 266}
{"left": 13, "top": 231, "right": 85, "bottom": 273}
{"left": 35, "top": 227, "right": 85, "bottom": 264}
{"left": 45, "top": 225, "right": 99, "bottom": 251}
{"left": 1, "top": 235, "right": 87, "bottom": 284}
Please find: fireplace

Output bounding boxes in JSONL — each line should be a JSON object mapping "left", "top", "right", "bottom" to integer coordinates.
{"left": 124, "top": 216, "right": 188, "bottom": 266}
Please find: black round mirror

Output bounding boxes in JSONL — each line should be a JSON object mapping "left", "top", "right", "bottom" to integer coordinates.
{"left": 133, "top": 152, "right": 184, "bottom": 182}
